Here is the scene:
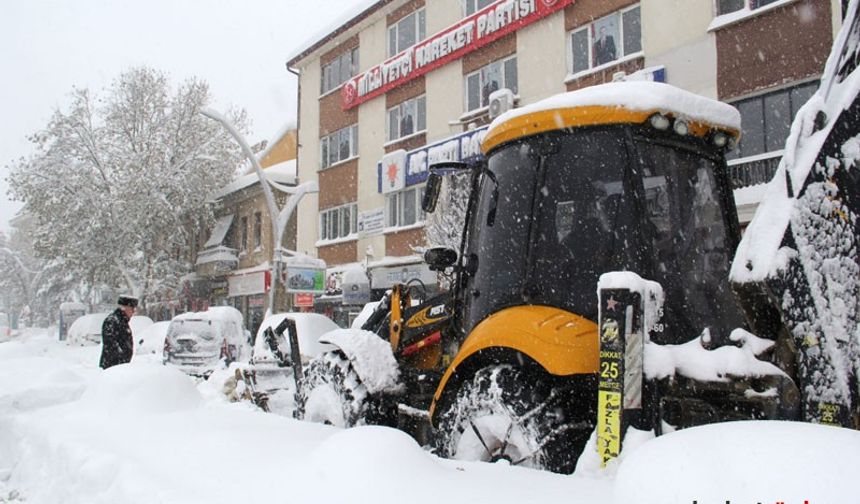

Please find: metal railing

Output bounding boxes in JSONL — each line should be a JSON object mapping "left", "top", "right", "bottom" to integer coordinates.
{"left": 728, "top": 151, "right": 783, "bottom": 189}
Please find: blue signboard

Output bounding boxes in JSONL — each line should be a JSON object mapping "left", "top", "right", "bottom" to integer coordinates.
{"left": 378, "top": 126, "right": 488, "bottom": 193}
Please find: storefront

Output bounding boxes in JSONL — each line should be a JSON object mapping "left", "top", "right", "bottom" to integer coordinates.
{"left": 228, "top": 266, "right": 270, "bottom": 335}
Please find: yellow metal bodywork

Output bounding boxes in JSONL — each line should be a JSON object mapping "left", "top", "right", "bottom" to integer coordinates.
{"left": 481, "top": 105, "right": 740, "bottom": 154}
{"left": 429, "top": 305, "right": 598, "bottom": 419}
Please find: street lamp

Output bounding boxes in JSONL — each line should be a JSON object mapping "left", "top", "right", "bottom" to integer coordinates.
{"left": 201, "top": 109, "right": 318, "bottom": 315}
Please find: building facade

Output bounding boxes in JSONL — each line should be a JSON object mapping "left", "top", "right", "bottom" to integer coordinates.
{"left": 287, "top": 0, "right": 843, "bottom": 301}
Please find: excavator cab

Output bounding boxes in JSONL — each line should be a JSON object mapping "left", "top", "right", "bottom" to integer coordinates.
{"left": 424, "top": 81, "right": 748, "bottom": 472}
{"left": 426, "top": 82, "right": 744, "bottom": 349}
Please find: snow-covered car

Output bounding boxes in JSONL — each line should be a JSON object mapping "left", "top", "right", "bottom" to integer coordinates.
{"left": 163, "top": 306, "right": 251, "bottom": 376}
{"left": 134, "top": 321, "right": 170, "bottom": 357}
{"left": 251, "top": 312, "right": 339, "bottom": 366}
{"left": 67, "top": 312, "right": 109, "bottom": 346}
{"left": 69, "top": 313, "right": 155, "bottom": 346}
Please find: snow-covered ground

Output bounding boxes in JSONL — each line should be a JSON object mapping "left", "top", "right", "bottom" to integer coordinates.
{"left": 1, "top": 328, "right": 858, "bottom": 504}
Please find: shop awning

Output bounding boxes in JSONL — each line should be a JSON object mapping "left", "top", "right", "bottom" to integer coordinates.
{"left": 204, "top": 214, "right": 234, "bottom": 248}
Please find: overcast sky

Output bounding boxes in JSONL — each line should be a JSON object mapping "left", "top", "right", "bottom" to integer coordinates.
{"left": 0, "top": 0, "right": 369, "bottom": 234}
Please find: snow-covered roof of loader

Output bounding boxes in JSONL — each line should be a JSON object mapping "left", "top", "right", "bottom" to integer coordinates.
{"left": 483, "top": 81, "right": 742, "bottom": 153}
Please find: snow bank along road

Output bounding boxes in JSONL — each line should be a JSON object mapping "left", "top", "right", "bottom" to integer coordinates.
{"left": 1, "top": 329, "right": 859, "bottom": 504}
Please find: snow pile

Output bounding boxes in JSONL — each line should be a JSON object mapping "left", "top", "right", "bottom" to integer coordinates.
{"left": 614, "top": 421, "right": 860, "bottom": 504}
{"left": 645, "top": 328, "right": 785, "bottom": 382}
{"left": 319, "top": 329, "right": 400, "bottom": 394}
{"left": 3, "top": 329, "right": 860, "bottom": 503}
{"left": 79, "top": 363, "right": 202, "bottom": 415}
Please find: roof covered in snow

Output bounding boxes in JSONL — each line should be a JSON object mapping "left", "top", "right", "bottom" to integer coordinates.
{"left": 209, "top": 160, "right": 297, "bottom": 201}
{"left": 286, "top": 0, "right": 383, "bottom": 66}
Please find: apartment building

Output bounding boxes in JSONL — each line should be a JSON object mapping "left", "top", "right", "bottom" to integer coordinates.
{"left": 287, "top": 0, "right": 843, "bottom": 316}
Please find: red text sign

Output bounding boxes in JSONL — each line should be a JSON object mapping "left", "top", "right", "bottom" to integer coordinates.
{"left": 341, "top": 0, "right": 574, "bottom": 110}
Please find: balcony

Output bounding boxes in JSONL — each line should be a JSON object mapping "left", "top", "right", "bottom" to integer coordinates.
{"left": 195, "top": 245, "right": 239, "bottom": 276}
{"left": 728, "top": 150, "right": 782, "bottom": 189}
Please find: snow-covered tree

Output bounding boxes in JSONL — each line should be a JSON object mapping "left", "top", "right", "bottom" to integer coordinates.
{"left": 7, "top": 67, "right": 247, "bottom": 309}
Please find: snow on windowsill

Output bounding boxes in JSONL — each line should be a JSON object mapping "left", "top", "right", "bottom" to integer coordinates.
{"left": 382, "top": 130, "right": 428, "bottom": 149}
{"left": 708, "top": 0, "right": 801, "bottom": 31}
{"left": 383, "top": 221, "right": 425, "bottom": 235}
{"left": 564, "top": 52, "right": 645, "bottom": 85}
{"left": 315, "top": 234, "right": 358, "bottom": 248}
{"left": 319, "top": 155, "right": 359, "bottom": 172}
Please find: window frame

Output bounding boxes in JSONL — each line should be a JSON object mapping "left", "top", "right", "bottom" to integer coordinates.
{"left": 716, "top": 0, "right": 782, "bottom": 16}
{"left": 253, "top": 212, "right": 262, "bottom": 250}
{"left": 320, "top": 47, "right": 360, "bottom": 95}
{"left": 388, "top": 8, "right": 426, "bottom": 57}
{"left": 726, "top": 79, "right": 818, "bottom": 161}
{"left": 464, "top": 55, "right": 518, "bottom": 112}
{"left": 386, "top": 95, "right": 427, "bottom": 142}
{"left": 239, "top": 216, "right": 248, "bottom": 252}
{"left": 320, "top": 124, "right": 359, "bottom": 170}
{"left": 319, "top": 203, "right": 358, "bottom": 241}
{"left": 463, "top": 0, "right": 496, "bottom": 16}
{"left": 386, "top": 185, "right": 426, "bottom": 229}
{"left": 567, "top": 4, "right": 642, "bottom": 76}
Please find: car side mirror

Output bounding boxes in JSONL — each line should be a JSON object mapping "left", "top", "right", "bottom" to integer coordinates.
{"left": 424, "top": 247, "right": 458, "bottom": 271}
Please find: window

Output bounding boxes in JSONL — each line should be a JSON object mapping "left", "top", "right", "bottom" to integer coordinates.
{"left": 463, "top": 0, "right": 496, "bottom": 16}
{"left": 386, "top": 186, "right": 425, "bottom": 228}
{"left": 320, "top": 204, "right": 358, "bottom": 241}
{"left": 569, "top": 5, "right": 641, "bottom": 74}
{"left": 253, "top": 212, "right": 262, "bottom": 249}
{"left": 321, "top": 47, "right": 359, "bottom": 95}
{"left": 389, "top": 9, "right": 426, "bottom": 56}
{"left": 717, "top": 0, "right": 781, "bottom": 15}
{"left": 387, "top": 95, "right": 426, "bottom": 142}
{"left": 239, "top": 216, "right": 248, "bottom": 252}
{"left": 465, "top": 56, "right": 518, "bottom": 112}
{"left": 728, "top": 81, "right": 818, "bottom": 160}
{"left": 320, "top": 125, "right": 359, "bottom": 169}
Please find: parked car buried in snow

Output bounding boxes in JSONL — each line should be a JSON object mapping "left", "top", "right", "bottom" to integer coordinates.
{"left": 163, "top": 307, "right": 251, "bottom": 376}
{"left": 68, "top": 312, "right": 109, "bottom": 346}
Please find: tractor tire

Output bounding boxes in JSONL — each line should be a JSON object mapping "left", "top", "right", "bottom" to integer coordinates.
{"left": 434, "top": 365, "right": 591, "bottom": 474}
{"left": 295, "top": 351, "right": 369, "bottom": 427}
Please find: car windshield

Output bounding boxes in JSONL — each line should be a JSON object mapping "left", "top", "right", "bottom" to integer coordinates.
{"left": 168, "top": 320, "right": 216, "bottom": 341}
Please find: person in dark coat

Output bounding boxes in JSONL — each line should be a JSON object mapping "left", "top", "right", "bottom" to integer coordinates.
{"left": 99, "top": 295, "right": 138, "bottom": 369}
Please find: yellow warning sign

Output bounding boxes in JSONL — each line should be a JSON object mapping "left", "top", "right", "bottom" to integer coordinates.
{"left": 597, "top": 390, "right": 621, "bottom": 468}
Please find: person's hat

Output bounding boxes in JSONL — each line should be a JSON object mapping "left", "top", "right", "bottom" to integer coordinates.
{"left": 117, "top": 295, "right": 139, "bottom": 308}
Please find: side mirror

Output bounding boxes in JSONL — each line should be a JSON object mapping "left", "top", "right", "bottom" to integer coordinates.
{"left": 422, "top": 161, "right": 471, "bottom": 213}
{"left": 424, "top": 247, "right": 458, "bottom": 271}
{"left": 422, "top": 172, "right": 443, "bottom": 213}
